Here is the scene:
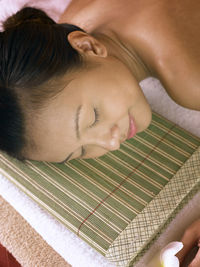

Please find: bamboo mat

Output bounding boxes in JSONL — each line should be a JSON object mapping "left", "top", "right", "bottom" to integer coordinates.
{"left": 0, "top": 112, "right": 199, "bottom": 266}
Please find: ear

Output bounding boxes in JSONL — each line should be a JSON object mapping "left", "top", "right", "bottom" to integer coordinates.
{"left": 67, "top": 31, "right": 107, "bottom": 58}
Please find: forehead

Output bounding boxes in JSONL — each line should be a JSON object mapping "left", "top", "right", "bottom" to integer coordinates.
{"left": 26, "top": 82, "right": 83, "bottom": 162}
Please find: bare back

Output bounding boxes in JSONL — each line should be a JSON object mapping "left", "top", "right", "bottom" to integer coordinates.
{"left": 59, "top": 0, "right": 200, "bottom": 110}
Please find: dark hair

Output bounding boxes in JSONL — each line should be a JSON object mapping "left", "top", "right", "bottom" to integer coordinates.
{"left": 0, "top": 7, "right": 84, "bottom": 160}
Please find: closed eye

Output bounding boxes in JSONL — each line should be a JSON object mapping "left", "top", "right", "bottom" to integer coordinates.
{"left": 89, "top": 108, "right": 100, "bottom": 128}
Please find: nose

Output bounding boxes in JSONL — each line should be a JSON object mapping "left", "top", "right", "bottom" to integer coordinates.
{"left": 90, "top": 124, "right": 121, "bottom": 151}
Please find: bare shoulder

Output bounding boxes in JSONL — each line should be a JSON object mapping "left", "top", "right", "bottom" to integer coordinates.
{"left": 133, "top": 0, "right": 200, "bottom": 111}
{"left": 153, "top": 38, "right": 200, "bottom": 111}
{"left": 157, "top": 56, "right": 200, "bottom": 111}
{"left": 155, "top": 1, "right": 200, "bottom": 111}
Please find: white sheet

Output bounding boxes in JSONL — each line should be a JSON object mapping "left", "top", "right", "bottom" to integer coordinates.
{"left": 0, "top": 1, "right": 199, "bottom": 267}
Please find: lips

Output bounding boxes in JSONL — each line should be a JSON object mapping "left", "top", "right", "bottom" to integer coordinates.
{"left": 127, "top": 113, "right": 137, "bottom": 139}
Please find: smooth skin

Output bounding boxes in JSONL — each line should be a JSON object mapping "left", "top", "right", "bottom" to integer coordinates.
{"left": 26, "top": 0, "right": 200, "bottom": 163}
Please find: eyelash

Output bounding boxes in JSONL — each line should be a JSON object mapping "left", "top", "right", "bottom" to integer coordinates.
{"left": 89, "top": 108, "right": 100, "bottom": 128}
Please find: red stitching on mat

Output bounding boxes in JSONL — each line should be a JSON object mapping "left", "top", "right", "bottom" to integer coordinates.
{"left": 77, "top": 124, "right": 176, "bottom": 236}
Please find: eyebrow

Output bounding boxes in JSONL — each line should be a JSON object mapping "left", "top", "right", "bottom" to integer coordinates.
{"left": 59, "top": 105, "right": 82, "bottom": 164}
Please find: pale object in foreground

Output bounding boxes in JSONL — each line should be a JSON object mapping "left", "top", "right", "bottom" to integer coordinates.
{"left": 147, "top": 242, "right": 183, "bottom": 267}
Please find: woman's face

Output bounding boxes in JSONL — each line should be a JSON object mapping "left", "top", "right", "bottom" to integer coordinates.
{"left": 27, "top": 56, "right": 152, "bottom": 163}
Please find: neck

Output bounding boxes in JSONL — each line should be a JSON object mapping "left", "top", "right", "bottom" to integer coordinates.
{"left": 92, "top": 30, "right": 153, "bottom": 82}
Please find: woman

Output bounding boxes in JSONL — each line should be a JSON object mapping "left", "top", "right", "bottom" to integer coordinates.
{"left": 0, "top": 1, "right": 200, "bottom": 163}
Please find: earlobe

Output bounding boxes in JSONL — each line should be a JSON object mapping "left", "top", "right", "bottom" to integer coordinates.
{"left": 67, "top": 31, "right": 107, "bottom": 58}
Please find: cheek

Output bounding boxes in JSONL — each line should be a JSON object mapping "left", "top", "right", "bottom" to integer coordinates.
{"left": 100, "top": 91, "right": 131, "bottom": 118}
